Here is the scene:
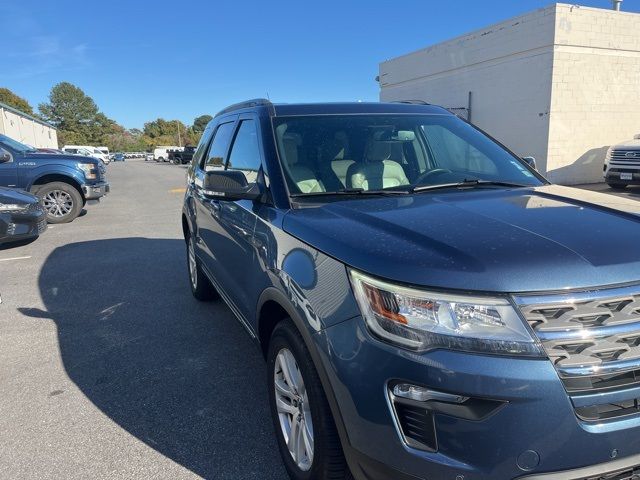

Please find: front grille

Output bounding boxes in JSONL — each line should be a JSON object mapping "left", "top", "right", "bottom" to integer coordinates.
{"left": 610, "top": 149, "right": 640, "bottom": 164}
{"left": 585, "top": 464, "right": 640, "bottom": 480}
{"left": 28, "top": 202, "right": 43, "bottom": 213}
{"left": 517, "top": 286, "right": 640, "bottom": 421}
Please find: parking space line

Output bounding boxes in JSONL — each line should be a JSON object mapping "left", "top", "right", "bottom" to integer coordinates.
{"left": 169, "top": 188, "right": 186, "bottom": 193}
{"left": 0, "top": 256, "right": 32, "bottom": 262}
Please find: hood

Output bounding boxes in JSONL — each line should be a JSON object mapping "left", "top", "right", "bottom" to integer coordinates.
{"left": 0, "top": 186, "right": 38, "bottom": 204}
{"left": 283, "top": 185, "right": 640, "bottom": 293}
{"left": 25, "top": 151, "right": 100, "bottom": 165}
{"left": 612, "top": 139, "right": 640, "bottom": 149}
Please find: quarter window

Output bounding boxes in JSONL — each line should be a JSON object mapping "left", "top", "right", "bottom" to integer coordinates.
{"left": 203, "top": 122, "right": 235, "bottom": 171}
{"left": 226, "top": 120, "right": 261, "bottom": 182}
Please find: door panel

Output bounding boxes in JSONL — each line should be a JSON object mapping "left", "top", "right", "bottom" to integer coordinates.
{"left": 193, "top": 119, "right": 237, "bottom": 287}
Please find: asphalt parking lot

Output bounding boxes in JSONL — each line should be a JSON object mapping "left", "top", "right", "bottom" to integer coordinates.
{"left": 0, "top": 160, "right": 287, "bottom": 480}
{"left": 3, "top": 160, "right": 640, "bottom": 480}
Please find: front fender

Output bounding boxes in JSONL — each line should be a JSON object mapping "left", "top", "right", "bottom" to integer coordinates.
{"left": 24, "top": 164, "right": 86, "bottom": 191}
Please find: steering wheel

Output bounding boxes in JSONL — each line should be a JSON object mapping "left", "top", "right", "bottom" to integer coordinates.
{"left": 415, "top": 168, "right": 453, "bottom": 184}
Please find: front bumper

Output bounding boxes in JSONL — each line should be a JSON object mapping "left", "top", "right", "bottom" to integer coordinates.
{"left": 319, "top": 317, "right": 640, "bottom": 480}
{"left": 604, "top": 166, "right": 640, "bottom": 185}
{"left": 83, "top": 181, "right": 110, "bottom": 200}
{"left": 0, "top": 208, "right": 47, "bottom": 244}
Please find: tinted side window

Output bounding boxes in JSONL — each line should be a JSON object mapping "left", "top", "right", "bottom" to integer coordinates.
{"left": 193, "top": 126, "right": 214, "bottom": 168}
{"left": 422, "top": 124, "right": 498, "bottom": 175}
{"left": 203, "top": 122, "right": 235, "bottom": 171}
{"left": 226, "top": 120, "right": 261, "bottom": 182}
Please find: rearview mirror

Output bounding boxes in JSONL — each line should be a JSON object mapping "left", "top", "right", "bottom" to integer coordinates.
{"left": 522, "top": 156, "right": 537, "bottom": 170}
{"left": 0, "top": 149, "right": 12, "bottom": 163}
{"left": 203, "top": 170, "right": 261, "bottom": 201}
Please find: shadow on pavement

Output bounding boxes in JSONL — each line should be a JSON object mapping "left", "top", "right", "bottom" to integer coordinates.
{"left": 19, "top": 237, "right": 286, "bottom": 479}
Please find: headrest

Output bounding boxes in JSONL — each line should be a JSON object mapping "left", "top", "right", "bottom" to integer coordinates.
{"left": 366, "top": 141, "right": 404, "bottom": 162}
{"left": 282, "top": 132, "right": 302, "bottom": 165}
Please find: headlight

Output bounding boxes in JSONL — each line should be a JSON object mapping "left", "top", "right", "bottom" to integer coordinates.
{"left": 0, "top": 202, "right": 29, "bottom": 212}
{"left": 349, "top": 269, "right": 543, "bottom": 356}
{"left": 77, "top": 162, "right": 97, "bottom": 180}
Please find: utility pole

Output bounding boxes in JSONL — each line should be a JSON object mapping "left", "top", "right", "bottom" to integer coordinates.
{"left": 177, "top": 121, "right": 182, "bottom": 147}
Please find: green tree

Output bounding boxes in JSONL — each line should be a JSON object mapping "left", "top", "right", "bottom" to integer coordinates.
{"left": 143, "top": 118, "right": 189, "bottom": 147}
{"left": 0, "top": 87, "right": 35, "bottom": 115}
{"left": 38, "top": 82, "right": 121, "bottom": 147}
{"left": 192, "top": 114, "right": 212, "bottom": 133}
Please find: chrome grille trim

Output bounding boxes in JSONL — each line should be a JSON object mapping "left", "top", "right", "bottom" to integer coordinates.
{"left": 515, "top": 286, "right": 640, "bottom": 378}
{"left": 515, "top": 286, "right": 640, "bottom": 421}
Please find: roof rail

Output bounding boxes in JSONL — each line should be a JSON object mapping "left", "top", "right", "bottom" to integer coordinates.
{"left": 391, "top": 100, "right": 431, "bottom": 106}
{"left": 215, "top": 98, "right": 273, "bottom": 117}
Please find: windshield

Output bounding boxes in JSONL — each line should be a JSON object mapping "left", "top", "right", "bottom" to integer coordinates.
{"left": 273, "top": 114, "right": 543, "bottom": 195}
{"left": 0, "top": 134, "right": 37, "bottom": 153}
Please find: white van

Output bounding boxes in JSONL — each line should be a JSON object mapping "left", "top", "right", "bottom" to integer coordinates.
{"left": 153, "top": 146, "right": 181, "bottom": 162}
{"left": 97, "top": 146, "right": 110, "bottom": 160}
{"left": 63, "top": 145, "right": 110, "bottom": 164}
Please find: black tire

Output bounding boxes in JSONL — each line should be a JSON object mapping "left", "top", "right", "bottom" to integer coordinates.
{"left": 173, "top": 158, "right": 181, "bottom": 165}
{"left": 268, "top": 320, "right": 351, "bottom": 480}
{"left": 33, "top": 182, "right": 83, "bottom": 224}
{"left": 607, "top": 183, "right": 627, "bottom": 190}
{"left": 186, "top": 232, "right": 218, "bottom": 301}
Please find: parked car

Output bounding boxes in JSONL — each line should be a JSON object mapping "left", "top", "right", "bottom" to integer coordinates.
{"left": 36, "top": 148, "right": 64, "bottom": 155}
{"left": 62, "top": 145, "right": 110, "bottom": 165}
{"left": 168, "top": 146, "right": 196, "bottom": 165}
{"left": 145, "top": 152, "right": 154, "bottom": 162}
{"left": 604, "top": 134, "right": 640, "bottom": 189}
{"left": 113, "top": 153, "right": 126, "bottom": 162}
{"left": 0, "top": 186, "right": 46, "bottom": 246}
{"left": 183, "top": 99, "right": 640, "bottom": 480}
{"left": 0, "top": 134, "right": 109, "bottom": 223}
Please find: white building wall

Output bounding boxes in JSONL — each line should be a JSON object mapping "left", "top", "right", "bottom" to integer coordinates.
{"left": 380, "top": 3, "right": 640, "bottom": 185}
{"left": 547, "top": 5, "right": 640, "bottom": 184}
{"left": 379, "top": 6, "right": 556, "bottom": 174}
{"left": 0, "top": 105, "right": 58, "bottom": 149}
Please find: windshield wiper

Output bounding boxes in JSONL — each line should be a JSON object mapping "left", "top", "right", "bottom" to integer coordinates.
{"left": 411, "top": 179, "right": 530, "bottom": 193}
{"left": 290, "top": 188, "right": 409, "bottom": 198}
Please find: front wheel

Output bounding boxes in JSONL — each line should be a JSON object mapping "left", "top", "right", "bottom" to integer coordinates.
{"left": 268, "top": 321, "right": 351, "bottom": 480}
{"left": 34, "top": 182, "right": 83, "bottom": 224}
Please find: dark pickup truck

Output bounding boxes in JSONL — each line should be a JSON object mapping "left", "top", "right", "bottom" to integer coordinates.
{"left": 168, "top": 146, "right": 196, "bottom": 165}
{"left": 0, "top": 134, "right": 109, "bottom": 223}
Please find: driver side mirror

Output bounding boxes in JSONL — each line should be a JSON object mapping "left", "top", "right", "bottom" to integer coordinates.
{"left": 0, "top": 148, "right": 12, "bottom": 163}
{"left": 203, "top": 170, "right": 261, "bottom": 201}
{"left": 522, "top": 156, "right": 537, "bottom": 170}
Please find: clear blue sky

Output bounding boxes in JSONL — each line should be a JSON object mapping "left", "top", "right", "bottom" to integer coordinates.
{"left": 2, "top": 0, "right": 637, "bottom": 129}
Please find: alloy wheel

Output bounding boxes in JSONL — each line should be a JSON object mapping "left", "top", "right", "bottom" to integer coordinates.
{"left": 274, "top": 348, "right": 314, "bottom": 471}
{"left": 43, "top": 190, "right": 73, "bottom": 218}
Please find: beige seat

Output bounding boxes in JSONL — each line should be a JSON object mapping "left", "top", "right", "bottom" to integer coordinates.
{"left": 331, "top": 159, "right": 355, "bottom": 187}
{"left": 346, "top": 141, "right": 410, "bottom": 190}
{"left": 282, "top": 133, "right": 325, "bottom": 193}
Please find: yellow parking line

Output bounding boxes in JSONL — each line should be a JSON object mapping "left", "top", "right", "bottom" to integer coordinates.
{"left": 169, "top": 188, "right": 186, "bottom": 194}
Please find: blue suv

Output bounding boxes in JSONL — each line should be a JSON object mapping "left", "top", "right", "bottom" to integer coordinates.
{"left": 182, "top": 100, "right": 640, "bottom": 480}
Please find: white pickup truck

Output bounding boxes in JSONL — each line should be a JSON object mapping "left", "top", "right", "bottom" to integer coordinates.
{"left": 604, "top": 135, "right": 640, "bottom": 189}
